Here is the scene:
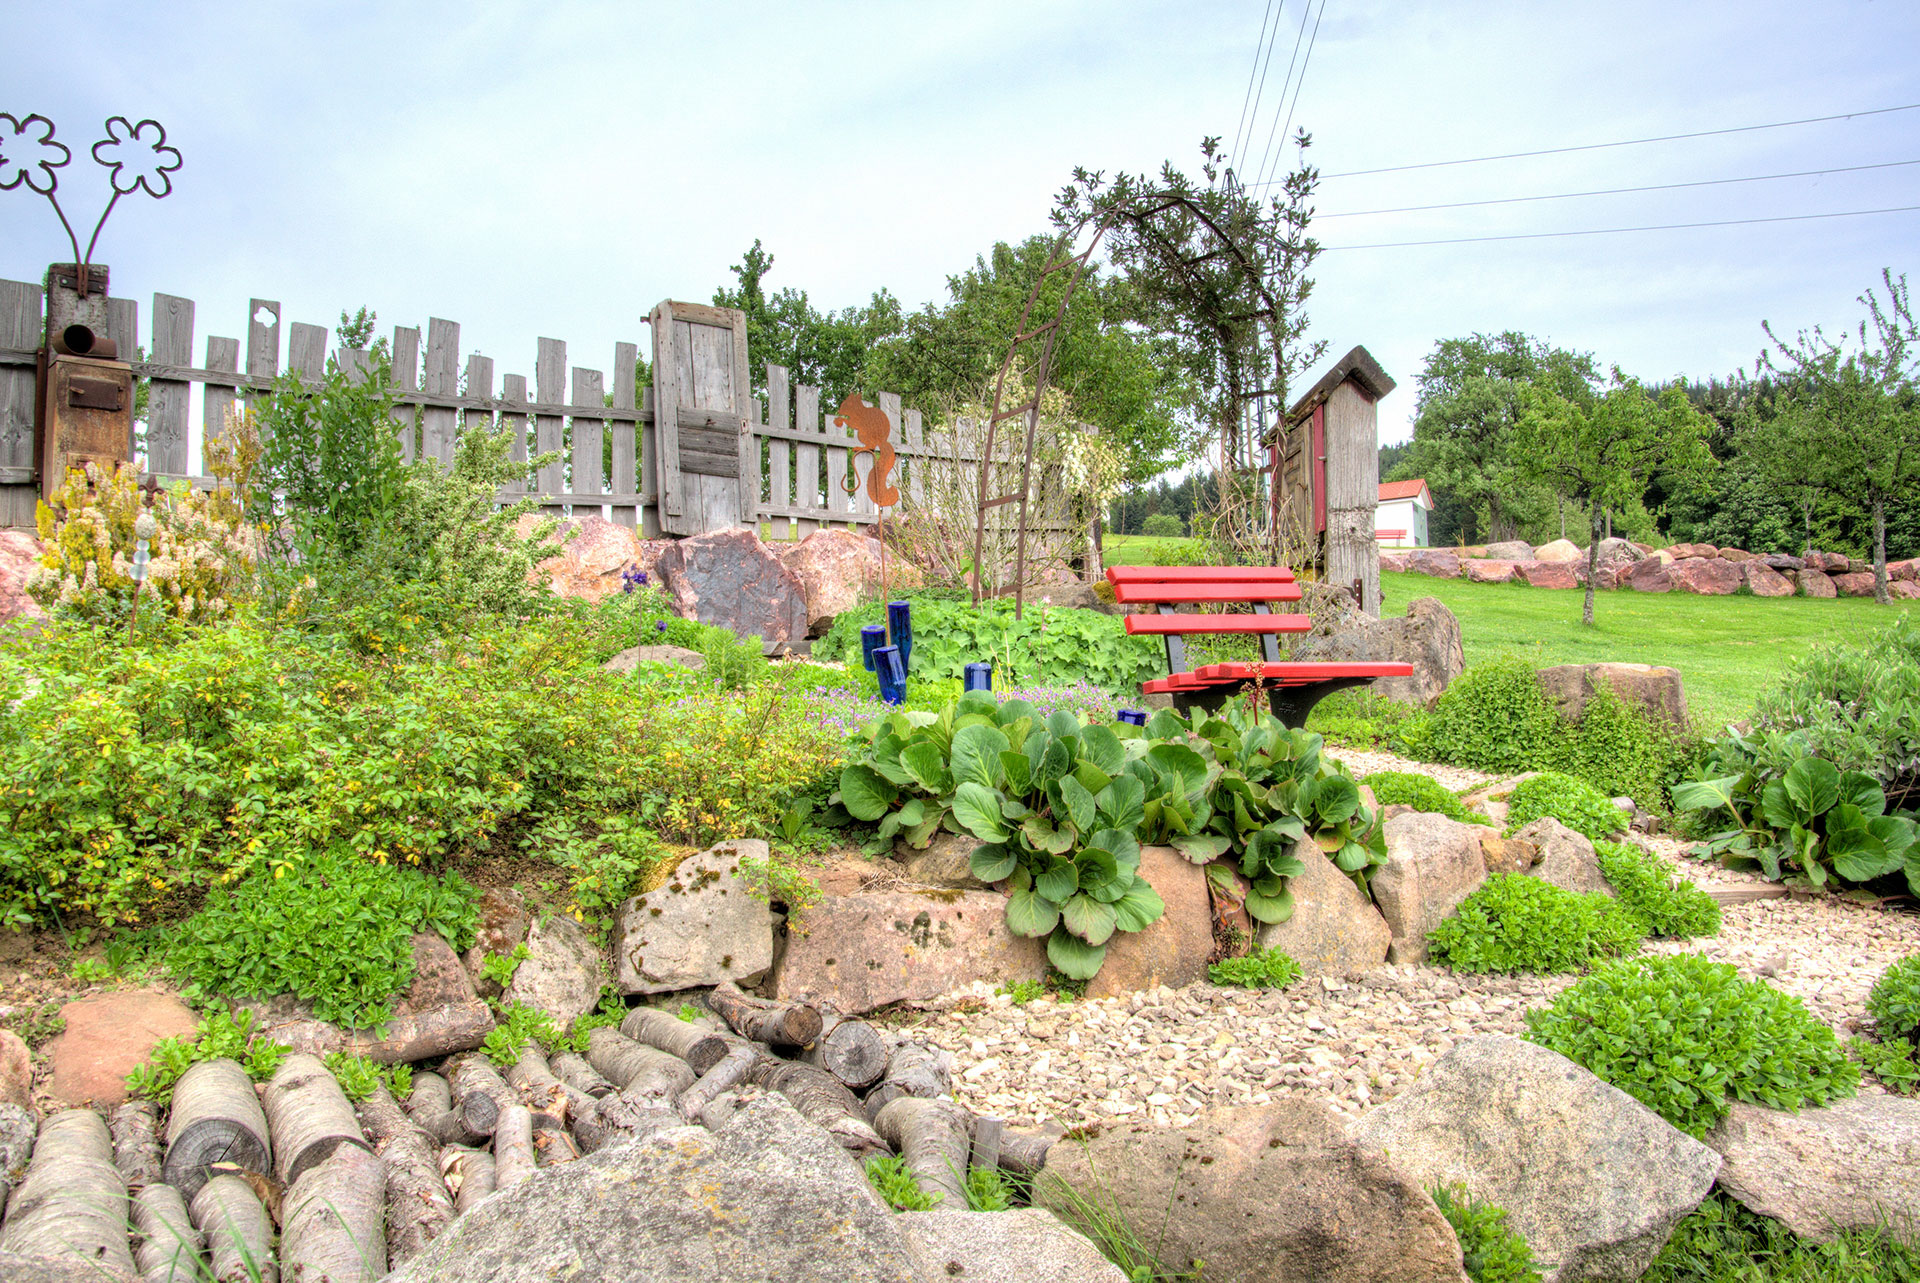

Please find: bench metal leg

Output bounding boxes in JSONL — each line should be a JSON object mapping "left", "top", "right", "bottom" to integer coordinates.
{"left": 1266, "top": 678, "right": 1375, "bottom": 728}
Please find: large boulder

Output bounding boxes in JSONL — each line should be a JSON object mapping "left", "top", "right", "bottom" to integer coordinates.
{"left": 1370, "top": 812, "right": 1488, "bottom": 964}
{"left": 1667, "top": 557, "right": 1741, "bottom": 595}
{"left": 1718, "top": 547, "right": 1754, "bottom": 563}
{"left": 386, "top": 1093, "right": 925, "bottom": 1283}
{"left": 1292, "top": 597, "right": 1465, "bottom": 709}
{"left": 1741, "top": 562, "right": 1795, "bottom": 598}
{"left": 1378, "top": 550, "right": 1411, "bottom": 573}
{"left": 1705, "top": 1097, "right": 1920, "bottom": 1244}
{"left": 1513, "top": 818, "right": 1614, "bottom": 897}
{"left": 1515, "top": 561, "right": 1579, "bottom": 590}
{"left": 897, "top": 1208, "right": 1129, "bottom": 1283}
{"left": 1462, "top": 559, "right": 1518, "bottom": 584}
{"left": 655, "top": 528, "right": 809, "bottom": 654}
{"left": 1832, "top": 571, "right": 1878, "bottom": 597}
{"left": 0, "top": 531, "right": 47, "bottom": 624}
{"left": 518, "top": 515, "right": 664, "bottom": 603}
{"left": 1624, "top": 557, "right": 1673, "bottom": 593}
{"left": 1354, "top": 1035, "right": 1720, "bottom": 1283}
{"left": 46, "top": 991, "right": 199, "bottom": 1107}
{"left": 614, "top": 840, "right": 776, "bottom": 995}
{"left": 1590, "top": 537, "right": 1644, "bottom": 579}
{"left": 1794, "top": 568, "right": 1837, "bottom": 598}
{"left": 503, "top": 912, "right": 607, "bottom": 1029}
{"left": 771, "top": 889, "right": 1045, "bottom": 1016}
{"left": 1085, "top": 845, "right": 1212, "bottom": 1000}
{"left": 1253, "top": 841, "right": 1391, "bottom": 977}
{"left": 1484, "top": 539, "right": 1534, "bottom": 561}
{"left": 1809, "top": 550, "right": 1851, "bottom": 573}
{"left": 772, "top": 528, "right": 924, "bottom": 637}
{"left": 1533, "top": 538, "right": 1582, "bottom": 563}
{"left": 1889, "top": 557, "right": 1920, "bottom": 582}
{"left": 1037, "top": 1101, "right": 1470, "bottom": 1283}
{"left": 1535, "top": 662, "right": 1688, "bottom": 727}
{"left": 1666, "top": 542, "right": 1717, "bottom": 561}
{"left": 1761, "top": 553, "right": 1805, "bottom": 572}
{"left": 1405, "top": 550, "right": 1462, "bottom": 579}
{"left": 1893, "top": 580, "right": 1920, "bottom": 600}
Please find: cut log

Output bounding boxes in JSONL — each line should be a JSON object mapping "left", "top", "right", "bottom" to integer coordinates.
{"left": 445, "top": 1055, "right": 516, "bottom": 1139}
{"left": 996, "top": 1127, "right": 1059, "bottom": 1176}
{"left": 280, "top": 1143, "right": 388, "bottom": 1283}
{"left": 492, "top": 1105, "right": 535, "bottom": 1191}
{"left": 619, "top": 1007, "right": 727, "bottom": 1070}
{"left": 189, "top": 1172, "right": 276, "bottom": 1283}
{"left": 549, "top": 1052, "right": 616, "bottom": 1099}
{"left": 505, "top": 1047, "right": 596, "bottom": 1126}
{"left": 439, "top": 1146, "right": 493, "bottom": 1214}
{"left": 873, "top": 1096, "right": 971, "bottom": 1208}
{"left": 751, "top": 1059, "right": 889, "bottom": 1159}
{"left": 677, "top": 1041, "right": 759, "bottom": 1118}
{"left": 860, "top": 1040, "right": 952, "bottom": 1123}
{"left": 112, "top": 1099, "right": 165, "bottom": 1192}
{"left": 968, "top": 1114, "right": 1004, "bottom": 1173}
{"left": 586, "top": 1093, "right": 679, "bottom": 1144}
{"left": 354, "top": 1084, "right": 455, "bottom": 1265}
{"left": 263, "top": 1053, "right": 373, "bottom": 1187}
{"left": 252, "top": 999, "right": 496, "bottom": 1064}
{"left": 586, "top": 1028, "right": 696, "bottom": 1100}
{"left": 802, "top": 1016, "right": 889, "bottom": 1092}
{"left": 133, "top": 1183, "right": 204, "bottom": 1283}
{"left": 1, "top": 1108, "right": 135, "bottom": 1276}
{"left": 709, "top": 981, "right": 822, "bottom": 1048}
{"left": 163, "top": 1059, "right": 272, "bottom": 1202}
{"left": 0, "top": 1101, "right": 36, "bottom": 1220}
{"left": 402, "top": 1073, "right": 452, "bottom": 1120}
{"left": 697, "top": 1094, "right": 737, "bottom": 1131}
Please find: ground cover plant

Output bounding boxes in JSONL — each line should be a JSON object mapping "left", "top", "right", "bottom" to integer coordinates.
{"left": 1641, "top": 1192, "right": 1920, "bottom": 1282}
{"left": 1207, "top": 946, "right": 1301, "bottom": 989}
{"left": 1426, "top": 874, "right": 1644, "bottom": 975}
{"left": 1591, "top": 841, "right": 1722, "bottom": 939}
{"left": 1306, "top": 688, "right": 1424, "bottom": 752}
{"left": 1361, "top": 770, "right": 1491, "bottom": 826}
{"left": 1429, "top": 1185, "right": 1542, "bottom": 1283}
{"left": 1852, "top": 955, "right": 1920, "bottom": 1094}
{"left": 1503, "top": 772, "right": 1630, "bottom": 841}
{"left": 1524, "top": 953, "right": 1858, "bottom": 1138}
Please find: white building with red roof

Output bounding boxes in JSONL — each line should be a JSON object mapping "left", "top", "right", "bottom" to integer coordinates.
{"left": 1376, "top": 478, "right": 1432, "bottom": 548}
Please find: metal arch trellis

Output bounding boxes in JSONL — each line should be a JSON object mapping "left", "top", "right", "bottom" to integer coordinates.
{"left": 968, "top": 188, "right": 1295, "bottom": 616}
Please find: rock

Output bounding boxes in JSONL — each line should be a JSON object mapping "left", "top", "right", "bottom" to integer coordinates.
{"left": 1761, "top": 553, "right": 1805, "bottom": 572}
{"left": 518, "top": 515, "right": 662, "bottom": 604}
{"left": 1037, "top": 1101, "right": 1469, "bottom": 1283}
{"left": 771, "top": 889, "right": 1045, "bottom": 1016}
{"left": 1405, "top": 550, "right": 1462, "bottom": 579}
{"left": 1484, "top": 540, "right": 1534, "bottom": 561}
{"left": 1741, "top": 562, "right": 1795, "bottom": 598}
{"left": 1535, "top": 662, "right": 1688, "bottom": 727}
{"left": 897, "top": 1208, "right": 1129, "bottom": 1283}
{"left": 1462, "top": 559, "right": 1518, "bottom": 584}
{"left": 1590, "top": 537, "right": 1645, "bottom": 579}
{"left": 1477, "top": 833, "right": 1540, "bottom": 875}
{"left": 655, "top": 528, "right": 810, "bottom": 654}
{"left": 1892, "top": 581, "right": 1920, "bottom": 600}
{"left": 0, "top": 531, "right": 48, "bottom": 624}
{"left": 1889, "top": 557, "right": 1920, "bottom": 582}
{"left": 614, "top": 840, "right": 776, "bottom": 995}
{"left": 1514, "top": 818, "right": 1615, "bottom": 897}
{"left": 1794, "top": 568, "right": 1837, "bottom": 598}
{"left": 1378, "top": 551, "right": 1411, "bottom": 573}
{"left": 1253, "top": 841, "right": 1391, "bottom": 977}
{"left": 1647, "top": 548, "right": 1674, "bottom": 566}
{"left": 772, "top": 529, "right": 924, "bottom": 636}
{"left": 1666, "top": 542, "right": 1717, "bottom": 561}
{"left": 1533, "top": 538, "right": 1582, "bottom": 563}
{"left": 407, "top": 932, "right": 480, "bottom": 1010}
{"left": 601, "top": 644, "right": 707, "bottom": 674}
{"left": 503, "top": 912, "right": 607, "bottom": 1029}
{"left": 1371, "top": 812, "right": 1488, "bottom": 965}
{"left": 1515, "top": 561, "right": 1579, "bottom": 590}
{"left": 1086, "top": 846, "right": 1212, "bottom": 1000}
{"left": 386, "top": 1092, "right": 923, "bottom": 1283}
{"left": 1807, "top": 550, "right": 1850, "bottom": 573}
{"left": 463, "top": 887, "right": 531, "bottom": 989}
{"left": 1354, "top": 1035, "right": 1719, "bottom": 1283}
{"left": 0, "top": 1030, "right": 29, "bottom": 1110}
{"left": 46, "top": 991, "right": 200, "bottom": 1107}
{"left": 1667, "top": 557, "right": 1741, "bottom": 595}
{"left": 1292, "top": 597, "right": 1464, "bottom": 709}
{"left": 1624, "top": 557, "right": 1673, "bottom": 593}
{"left": 1832, "top": 571, "right": 1878, "bottom": 597}
{"left": 1718, "top": 547, "right": 1754, "bottom": 563}
{"left": 893, "top": 832, "right": 988, "bottom": 890}
{"left": 1705, "top": 1097, "right": 1920, "bottom": 1244}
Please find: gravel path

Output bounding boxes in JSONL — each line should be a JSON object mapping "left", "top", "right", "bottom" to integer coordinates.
{"left": 894, "top": 750, "right": 1920, "bottom": 1133}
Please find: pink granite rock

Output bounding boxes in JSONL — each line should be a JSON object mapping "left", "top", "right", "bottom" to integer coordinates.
{"left": 1667, "top": 558, "right": 1741, "bottom": 595}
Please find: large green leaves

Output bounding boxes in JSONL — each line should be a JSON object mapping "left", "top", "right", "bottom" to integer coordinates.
{"left": 1111, "top": 876, "right": 1166, "bottom": 932}
{"left": 1006, "top": 885, "right": 1060, "bottom": 938}
{"left": 1046, "top": 929, "right": 1107, "bottom": 980}
{"left": 899, "top": 742, "right": 952, "bottom": 795}
{"left": 838, "top": 764, "right": 898, "bottom": 822}
{"left": 1783, "top": 757, "right": 1840, "bottom": 822}
{"left": 950, "top": 723, "right": 1010, "bottom": 789}
{"left": 1062, "top": 893, "right": 1117, "bottom": 946}
{"left": 951, "top": 781, "right": 1009, "bottom": 842}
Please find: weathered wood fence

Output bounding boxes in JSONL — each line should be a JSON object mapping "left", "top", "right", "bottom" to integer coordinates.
{"left": 0, "top": 278, "right": 1068, "bottom": 541}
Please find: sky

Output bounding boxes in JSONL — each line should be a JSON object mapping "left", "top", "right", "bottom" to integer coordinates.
{"left": 6, "top": 0, "right": 1918, "bottom": 462}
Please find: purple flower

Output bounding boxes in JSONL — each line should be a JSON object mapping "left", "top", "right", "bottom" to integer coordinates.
{"left": 655, "top": 620, "right": 669, "bottom": 632}
{"left": 620, "top": 563, "right": 650, "bottom": 594}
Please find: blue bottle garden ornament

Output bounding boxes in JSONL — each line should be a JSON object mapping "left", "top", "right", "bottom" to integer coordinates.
{"left": 860, "top": 624, "right": 887, "bottom": 672}
{"left": 1117, "top": 709, "right": 1148, "bottom": 726}
{"left": 875, "top": 645, "right": 907, "bottom": 705}
{"left": 963, "top": 662, "right": 993, "bottom": 692}
{"left": 887, "top": 601, "right": 913, "bottom": 668}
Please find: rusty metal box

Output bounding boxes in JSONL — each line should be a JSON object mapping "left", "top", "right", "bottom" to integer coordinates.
{"left": 40, "top": 352, "right": 134, "bottom": 500}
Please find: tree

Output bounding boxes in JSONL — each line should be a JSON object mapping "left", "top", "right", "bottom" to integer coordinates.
{"left": 1514, "top": 371, "right": 1714, "bottom": 625}
{"left": 712, "top": 240, "right": 902, "bottom": 408}
{"left": 1761, "top": 270, "right": 1920, "bottom": 604}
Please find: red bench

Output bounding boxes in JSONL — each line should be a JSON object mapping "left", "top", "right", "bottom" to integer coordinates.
{"left": 1107, "top": 565, "right": 1412, "bottom": 726}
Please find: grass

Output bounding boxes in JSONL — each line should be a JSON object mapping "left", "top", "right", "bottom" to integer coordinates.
{"left": 1103, "top": 534, "right": 1202, "bottom": 566}
{"left": 1641, "top": 1193, "right": 1920, "bottom": 1281}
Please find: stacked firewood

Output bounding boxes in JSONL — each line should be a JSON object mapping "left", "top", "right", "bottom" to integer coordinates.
{"left": 0, "top": 984, "right": 1054, "bottom": 1281}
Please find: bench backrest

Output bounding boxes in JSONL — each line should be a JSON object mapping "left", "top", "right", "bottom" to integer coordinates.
{"left": 1106, "top": 564, "right": 1306, "bottom": 668}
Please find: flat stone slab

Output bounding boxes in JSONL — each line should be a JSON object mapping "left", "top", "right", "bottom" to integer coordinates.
{"left": 1707, "top": 1096, "right": 1920, "bottom": 1243}
{"left": 614, "top": 840, "right": 776, "bottom": 995}
{"left": 47, "top": 990, "right": 199, "bottom": 1107}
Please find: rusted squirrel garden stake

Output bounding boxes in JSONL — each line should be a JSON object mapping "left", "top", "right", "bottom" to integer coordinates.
{"left": 834, "top": 392, "right": 902, "bottom": 642}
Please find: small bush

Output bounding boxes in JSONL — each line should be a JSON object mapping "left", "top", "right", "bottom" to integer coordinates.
{"left": 1362, "top": 771, "right": 1491, "bottom": 826}
{"left": 816, "top": 595, "right": 1160, "bottom": 693}
{"left": 1430, "top": 1185, "right": 1542, "bottom": 1283}
{"left": 1592, "top": 841, "right": 1721, "bottom": 939}
{"left": 1208, "top": 947, "right": 1302, "bottom": 989}
{"left": 1505, "top": 772, "right": 1630, "bottom": 841}
{"left": 1868, "top": 955, "right": 1920, "bottom": 1049}
{"left": 1428, "top": 874, "right": 1643, "bottom": 975}
{"left": 1140, "top": 513, "right": 1185, "bottom": 539}
{"left": 1752, "top": 615, "right": 1920, "bottom": 809}
{"left": 126, "top": 1009, "right": 290, "bottom": 1105}
{"left": 1524, "top": 953, "right": 1859, "bottom": 1138}
{"left": 1849, "top": 1035, "right": 1920, "bottom": 1095}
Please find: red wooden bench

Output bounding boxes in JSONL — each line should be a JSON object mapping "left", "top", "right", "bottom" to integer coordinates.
{"left": 1107, "top": 565, "right": 1412, "bottom": 726}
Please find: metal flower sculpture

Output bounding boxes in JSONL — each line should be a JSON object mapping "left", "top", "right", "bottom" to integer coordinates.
{"left": 0, "top": 113, "right": 182, "bottom": 288}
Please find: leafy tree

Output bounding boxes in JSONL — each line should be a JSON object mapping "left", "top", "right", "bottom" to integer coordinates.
{"left": 1515, "top": 371, "right": 1714, "bottom": 625}
{"left": 1761, "top": 270, "right": 1920, "bottom": 603}
{"left": 712, "top": 240, "right": 902, "bottom": 408}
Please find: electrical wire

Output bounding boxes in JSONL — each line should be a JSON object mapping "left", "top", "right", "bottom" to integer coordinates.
{"left": 1318, "top": 204, "right": 1920, "bottom": 251}
{"left": 1240, "top": 101, "right": 1920, "bottom": 185}
{"left": 1235, "top": 3, "right": 1287, "bottom": 179}
{"left": 1230, "top": 0, "right": 1278, "bottom": 173}
{"left": 1317, "top": 158, "right": 1920, "bottom": 217}
{"left": 1264, "top": 0, "right": 1328, "bottom": 191}
{"left": 1251, "top": 1, "right": 1313, "bottom": 192}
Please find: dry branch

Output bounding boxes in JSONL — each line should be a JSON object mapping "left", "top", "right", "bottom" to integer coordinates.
{"left": 263, "top": 1053, "right": 373, "bottom": 1187}
{"left": 709, "top": 982, "right": 822, "bottom": 1049}
{"left": 618, "top": 1007, "right": 728, "bottom": 1070}
{"left": 163, "top": 1059, "right": 272, "bottom": 1202}
{"left": 439, "top": 1147, "right": 493, "bottom": 1215}
{"left": 111, "top": 1099, "right": 165, "bottom": 1192}
{"left": 280, "top": 1143, "right": 388, "bottom": 1283}
{"left": 873, "top": 1096, "right": 971, "bottom": 1208}
{"left": 133, "top": 1182, "right": 203, "bottom": 1283}
{"left": 190, "top": 1172, "right": 276, "bottom": 1283}
{"left": 505, "top": 1047, "right": 596, "bottom": 1126}
{"left": 445, "top": 1056, "right": 516, "bottom": 1139}
{"left": 0, "top": 1108, "right": 136, "bottom": 1276}
{"left": 402, "top": 1073, "right": 452, "bottom": 1120}
{"left": 861, "top": 1040, "right": 952, "bottom": 1123}
{"left": 802, "top": 1017, "right": 889, "bottom": 1092}
{"left": 996, "top": 1127, "right": 1058, "bottom": 1176}
{"left": 751, "top": 1059, "right": 889, "bottom": 1159}
{"left": 492, "top": 1105, "right": 535, "bottom": 1192}
{"left": 354, "top": 1083, "right": 455, "bottom": 1265}
{"left": 252, "top": 1000, "right": 495, "bottom": 1064}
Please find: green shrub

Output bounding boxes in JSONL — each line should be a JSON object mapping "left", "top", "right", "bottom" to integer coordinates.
{"left": 125, "top": 1009, "right": 290, "bottom": 1105}
{"left": 1752, "top": 615, "right": 1920, "bottom": 807}
{"left": 1362, "top": 771, "right": 1491, "bottom": 826}
{"left": 1867, "top": 955, "right": 1920, "bottom": 1044}
{"left": 865, "top": 1154, "right": 939, "bottom": 1210}
{"left": 1429, "top": 1185, "right": 1542, "bottom": 1283}
{"left": 1524, "top": 953, "right": 1859, "bottom": 1138}
{"left": 1642, "top": 1192, "right": 1920, "bottom": 1281}
{"left": 1140, "top": 513, "right": 1185, "bottom": 539}
{"left": 1849, "top": 1034, "right": 1920, "bottom": 1095}
{"left": 1592, "top": 841, "right": 1721, "bottom": 939}
{"left": 1427, "top": 874, "right": 1644, "bottom": 975}
{"left": 1505, "top": 772, "right": 1630, "bottom": 841}
{"left": 163, "top": 847, "right": 478, "bottom": 1029}
{"left": 1208, "top": 947, "right": 1302, "bottom": 989}
{"left": 816, "top": 595, "right": 1160, "bottom": 693}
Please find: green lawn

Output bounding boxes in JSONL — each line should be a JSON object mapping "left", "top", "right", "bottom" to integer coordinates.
{"left": 1103, "top": 534, "right": 1200, "bottom": 565}
{"left": 1381, "top": 571, "right": 1897, "bottom": 730}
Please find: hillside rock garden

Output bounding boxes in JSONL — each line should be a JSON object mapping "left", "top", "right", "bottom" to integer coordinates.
{"left": 2, "top": 403, "right": 1919, "bottom": 1279}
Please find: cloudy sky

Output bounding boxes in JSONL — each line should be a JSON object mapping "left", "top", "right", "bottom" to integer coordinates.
{"left": 6, "top": 0, "right": 1917, "bottom": 457}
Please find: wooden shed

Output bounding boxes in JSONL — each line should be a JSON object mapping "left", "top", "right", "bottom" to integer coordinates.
{"left": 1266, "top": 345, "right": 1395, "bottom": 616}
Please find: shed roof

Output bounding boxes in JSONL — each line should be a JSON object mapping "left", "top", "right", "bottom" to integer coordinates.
{"left": 1378, "top": 479, "right": 1430, "bottom": 504}
{"left": 1281, "top": 345, "right": 1397, "bottom": 429}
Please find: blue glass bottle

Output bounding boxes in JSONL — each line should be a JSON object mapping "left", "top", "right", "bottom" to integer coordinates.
{"left": 860, "top": 624, "right": 887, "bottom": 672}
{"left": 887, "top": 601, "right": 913, "bottom": 669}
{"left": 875, "top": 645, "right": 908, "bottom": 705}
{"left": 1116, "top": 709, "right": 1148, "bottom": 726}
{"left": 963, "top": 662, "right": 993, "bottom": 692}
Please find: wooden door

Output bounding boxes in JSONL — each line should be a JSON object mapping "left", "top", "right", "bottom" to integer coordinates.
{"left": 649, "top": 300, "right": 752, "bottom": 536}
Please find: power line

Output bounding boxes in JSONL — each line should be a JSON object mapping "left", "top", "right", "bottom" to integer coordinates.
{"left": 1266, "top": 0, "right": 1328, "bottom": 191}
{"left": 1234, "top": 3, "right": 1287, "bottom": 178}
{"left": 1243, "top": 101, "right": 1920, "bottom": 185}
{"left": 1319, "top": 204, "right": 1920, "bottom": 251}
{"left": 1317, "top": 158, "right": 1920, "bottom": 217}
{"left": 1251, "top": 1, "right": 1312, "bottom": 191}
{"left": 1230, "top": 0, "right": 1277, "bottom": 172}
